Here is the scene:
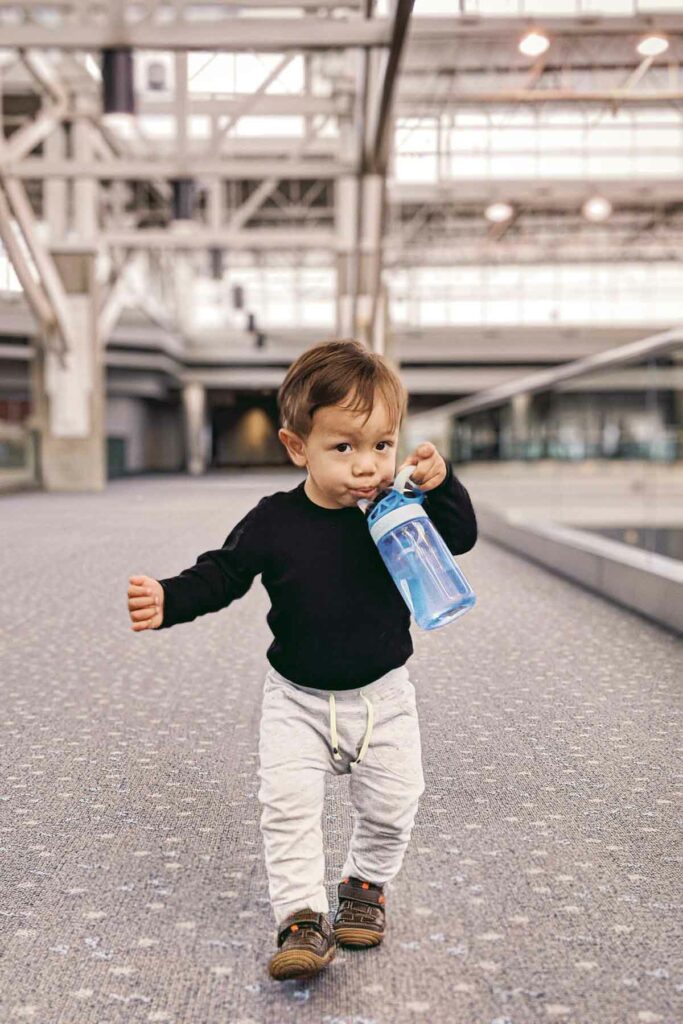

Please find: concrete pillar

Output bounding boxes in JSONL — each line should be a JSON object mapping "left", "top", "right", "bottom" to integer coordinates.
{"left": 510, "top": 392, "right": 532, "bottom": 459}
{"left": 357, "top": 173, "right": 385, "bottom": 353}
{"left": 183, "top": 380, "right": 208, "bottom": 475}
{"left": 335, "top": 175, "right": 359, "bottom": 337}
{"left": 31, "top": 248, "right": 106, "bottom": 491}
{"left": 335, "top": 173, "right": 387, "bottom": 352}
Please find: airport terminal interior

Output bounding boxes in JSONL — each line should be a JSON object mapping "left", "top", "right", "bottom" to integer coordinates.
{"left": 0, "top": 2, "right": 681, "bottom": 1023}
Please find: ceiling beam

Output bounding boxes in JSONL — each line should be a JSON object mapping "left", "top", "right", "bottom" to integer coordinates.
{"left": 137, "top": 96, "right": 348, "bottom": 118}
{"left": 101, "top": 228, "right": 336, "bottom": 249}
{"left": 1, "top": 14, "right": 682, "bottom": 49}
{"left": 0, "top": 0, "right": 360, "bottom": 7}
{"left": 407, "top": 16, "right": 683, "bottom": 40}
{"left": 384, "top": 243, "right": 683, "bottom": 267}
{"left": 396, "top": 88, "right": 683, "bottom": 105}
{"left": 0, "top": 18, "right": 393, "bottom": 50}
{"left": 3, "top": 158, "right": 348, "bottom": 179}
{"left": 388, "top": 180, "right": 683, "bottom": 206}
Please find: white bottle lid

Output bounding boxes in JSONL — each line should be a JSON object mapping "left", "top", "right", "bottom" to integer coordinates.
{"left": 369, "top": 502, "right": 428, "bottom": 544}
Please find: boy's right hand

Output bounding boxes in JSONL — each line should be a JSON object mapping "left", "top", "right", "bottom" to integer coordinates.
{"left": 128, "top": 575, "right": 164, "bottom": 631}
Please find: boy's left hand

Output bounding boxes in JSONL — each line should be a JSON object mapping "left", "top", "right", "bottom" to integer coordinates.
{"left": 398, "top": 442, "right": 447, "bottom": 492}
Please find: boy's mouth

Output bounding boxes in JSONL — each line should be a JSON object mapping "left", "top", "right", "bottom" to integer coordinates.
{"left": 350, "top": 486, "right": 378, "bottom": 498}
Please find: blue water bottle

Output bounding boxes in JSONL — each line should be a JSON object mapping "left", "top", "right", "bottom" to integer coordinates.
{"left": 359, "top": 466, "right": 476, "bottom": 630}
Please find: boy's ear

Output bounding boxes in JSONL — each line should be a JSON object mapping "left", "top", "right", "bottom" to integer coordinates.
{"left": 278, "top": 428, "right": 307, "bottom": 468}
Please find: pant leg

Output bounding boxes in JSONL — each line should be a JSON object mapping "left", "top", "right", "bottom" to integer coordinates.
{"left": 341, "top": 680, "right": 425, "bottom": 885}
{"left": 257, "top": 672, "right": 334, "bottom": 925}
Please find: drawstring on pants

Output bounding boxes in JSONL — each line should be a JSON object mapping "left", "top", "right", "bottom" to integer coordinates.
{"left": 329, "top": 692, "right": 343, "bottom": 761}
{"left": 328, "top": 692, "right": 374, "bottom": 765}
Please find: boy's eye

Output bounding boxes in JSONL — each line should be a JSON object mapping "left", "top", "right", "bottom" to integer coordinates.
{"left": 333, "top": 441, "right": 393, "bottom": 453}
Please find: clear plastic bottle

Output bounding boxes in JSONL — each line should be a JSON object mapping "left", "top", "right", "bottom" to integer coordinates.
{"left": 359, "top": 467, "right": 476, "bottom": 630}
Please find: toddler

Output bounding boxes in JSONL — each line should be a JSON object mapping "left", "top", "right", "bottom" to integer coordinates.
{"left": 127, "top": 339, "right": 477, "bottom": 980}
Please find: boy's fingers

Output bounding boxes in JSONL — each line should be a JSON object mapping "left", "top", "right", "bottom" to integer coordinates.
{"left": 128, "top": 596, "right": 156, "bottom": 610}
{"left": 410, "top": 458, "right": 433, "bottom": 482}
{"left": 128, "top": 584, "right": 152, "bottom": 598}
{"left": 132, "top": 613, "right": 160, "bottom": 629}
{"left": 131, "top": 607, "right": 156, "bottom": 622}
{"left": 417, "top": 471, "right": 442, "bottom": 491}
{"left": 131, "top": 620, "right": 153, "bottom": 631}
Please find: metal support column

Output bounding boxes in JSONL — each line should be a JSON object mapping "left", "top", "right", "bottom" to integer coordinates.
{"left": 44, "top": 126, "right": 67, "bottom": 242}
{"left": 335, "top": 175, "right": 359, "bottom": 337}
{"left": 357, "top": 173, "right": 385, "bottom": 353}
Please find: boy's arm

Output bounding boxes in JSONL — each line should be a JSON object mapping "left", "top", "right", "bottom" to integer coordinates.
{"left": 157, "top": 500, "right": 268, "bottom": 629}
{"left": 422, "top": 461, "right": 477, "bottom": 555}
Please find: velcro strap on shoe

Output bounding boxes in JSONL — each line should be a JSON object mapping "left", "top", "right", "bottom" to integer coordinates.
{"left": 338, "top": 878, "right": 384, "bottom": 907}
{"left": 277, "top": 910, "right": 327, "bottom": 947}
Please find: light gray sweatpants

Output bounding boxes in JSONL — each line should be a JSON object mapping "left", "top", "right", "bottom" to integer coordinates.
{"left": 257, "top": 664, "right": 426, "bottom": 925}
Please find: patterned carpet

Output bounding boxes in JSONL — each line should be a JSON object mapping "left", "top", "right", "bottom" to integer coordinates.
{"left": 1, "top": 471, "right": 681, "bottom": 1024}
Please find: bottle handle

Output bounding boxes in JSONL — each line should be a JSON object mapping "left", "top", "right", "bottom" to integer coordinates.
{"left": 393, "top": 465, "right": 421, "bottom": 495}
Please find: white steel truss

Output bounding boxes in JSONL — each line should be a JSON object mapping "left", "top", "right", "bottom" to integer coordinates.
{"left": 1, "top": 7, "right": 683, "bottom": 347}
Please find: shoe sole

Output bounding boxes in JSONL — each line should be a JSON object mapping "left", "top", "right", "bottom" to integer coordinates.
{"left": 333, "top": 926, "right": 384, "bottom": 949}
{"left": 268, "top": 945, "right": 335, "bottom": 981}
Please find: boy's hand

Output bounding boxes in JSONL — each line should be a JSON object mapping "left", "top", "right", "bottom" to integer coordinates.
{"left": 128, "top": 575, "right": 164, "bottom": 631}
{"left": 398, "top": 442, "right": 447, "bottom": 493}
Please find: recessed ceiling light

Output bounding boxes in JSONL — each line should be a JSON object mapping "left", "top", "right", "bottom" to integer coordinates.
{"left": 637, "top": 35, "right": 669, "bottom": 57}
{"left": 519, "top": 31, "right": 550, "bottom": 58}
{"left": 582, "top": 195, "right": 613, "bottom": 222}
{"left": 485, "top": 202, "right": 515, "bottom": 224}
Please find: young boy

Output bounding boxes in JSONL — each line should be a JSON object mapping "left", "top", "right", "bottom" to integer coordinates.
{"left": 127, "top": 339, "right": 477, "bottom": 981}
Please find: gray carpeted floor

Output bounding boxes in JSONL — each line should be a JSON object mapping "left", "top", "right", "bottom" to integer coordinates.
{"left": 1, "top": 471, "right": 681, "bottom": 1024}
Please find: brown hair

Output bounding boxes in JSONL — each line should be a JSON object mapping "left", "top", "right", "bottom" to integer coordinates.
{"left": 278, "top": 338, "right": 408, "bottom": 439}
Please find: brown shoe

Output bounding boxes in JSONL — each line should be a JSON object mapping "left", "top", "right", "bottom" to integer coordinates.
{"left": 333, "top": 876, "right": 386, "bottom": 948}
{"left": 268, "top": 908, "right": 336, "bottom": 981}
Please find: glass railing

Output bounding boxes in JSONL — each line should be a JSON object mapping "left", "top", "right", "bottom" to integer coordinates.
{"left": 403, "top": 329, "right": 683, "bottom": 564}
{"left": 0, "top": 421, "right": 36, "bottom": 487}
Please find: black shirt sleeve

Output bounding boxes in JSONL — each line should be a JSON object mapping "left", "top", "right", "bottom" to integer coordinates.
{"left": 157, "top": 498, "right": 268, "bottom": 629}
{"left": 422, "top": 460, "right": 477, "bottom": 555}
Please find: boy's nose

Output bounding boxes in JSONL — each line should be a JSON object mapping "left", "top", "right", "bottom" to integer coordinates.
{"left": 352, "top": 457, "right": 377, "bottom": 477}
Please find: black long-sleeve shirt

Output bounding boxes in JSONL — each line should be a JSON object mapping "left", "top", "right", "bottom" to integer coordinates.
{"left": 158, "top": 463, "right": 477, "bottom": 690}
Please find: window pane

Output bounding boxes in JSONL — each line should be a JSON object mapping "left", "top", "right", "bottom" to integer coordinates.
{"left": 394, "top": 154, "right": 438, "bottom": 182}
{"left": 234, "top": 116, "right": 304, "bottom": 137}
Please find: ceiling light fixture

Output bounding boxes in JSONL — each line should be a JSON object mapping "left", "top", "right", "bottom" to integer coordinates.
{"left": 519, "top": 31, "right": 550, "bottom": 58}
{"left": 636, "top": 35, "right": 669, "bottom": 57}
{"left": 582, "top": 195, "right": 613, "bottom": 222}
{"left": 485, "top": 202, "right": 515, "bottom": 224}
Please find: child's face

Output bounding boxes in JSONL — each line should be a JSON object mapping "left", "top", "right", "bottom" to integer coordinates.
{"left": 279, "top": 391, "right": 400, "bottom": 509}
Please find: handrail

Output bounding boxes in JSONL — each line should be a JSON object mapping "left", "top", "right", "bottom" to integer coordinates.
{"left": 407, "top": 326, "right": 683, "bottom": 423}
